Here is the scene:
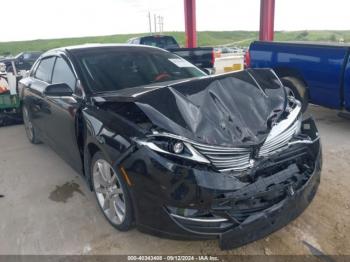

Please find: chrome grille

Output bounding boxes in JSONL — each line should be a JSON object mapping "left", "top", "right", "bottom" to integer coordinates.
{"left": 259, "top": 101, "right": 302, "bottom": 157}
{"left": 191, "top": 143, "right": 252, "bottom": 172}
{"left": 259, "top": 120, "right": 300, "bottom": 157}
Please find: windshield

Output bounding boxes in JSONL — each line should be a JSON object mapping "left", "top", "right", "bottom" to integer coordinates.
{"left": 77, "top": 47, "right": 206, "bottom": 93}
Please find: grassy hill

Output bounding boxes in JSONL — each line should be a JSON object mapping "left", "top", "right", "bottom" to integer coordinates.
{"left": 1, "top": 30, "right": 350, "bottom": 56}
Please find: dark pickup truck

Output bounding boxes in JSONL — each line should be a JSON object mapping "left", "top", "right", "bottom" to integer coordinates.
{"left": 247, "top": 41, "right": 350, "bottom": 112}
{"left": 127, "top": 35, "right": 215, "bottom": 73}
{"left": 0, "top": 51, "right": 42, "bottom": 73}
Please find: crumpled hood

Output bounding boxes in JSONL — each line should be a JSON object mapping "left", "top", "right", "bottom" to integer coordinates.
{"left": 97, "top": 69, "right": 287, "bottom": 147}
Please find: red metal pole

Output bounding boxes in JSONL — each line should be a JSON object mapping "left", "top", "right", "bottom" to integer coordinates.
{"left": 259, "top": 0, "right": 275, "bottom": 41}
{"left": 184, "top": 0, "right": 197, "bottom": 48}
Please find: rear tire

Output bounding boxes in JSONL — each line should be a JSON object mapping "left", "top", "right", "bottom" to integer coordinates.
{"left": 22, "top": 106, "right": 41, "bottom": 144}
{"left": 91, "top": 151, "right": 134, "bottom": 231}
{"left": 281, "top": 76, "right": 309, "bottom": 112}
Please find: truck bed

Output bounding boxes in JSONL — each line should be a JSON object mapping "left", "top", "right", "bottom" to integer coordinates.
{"left": 169, "top": 47, "right": 214, "bottom": 71}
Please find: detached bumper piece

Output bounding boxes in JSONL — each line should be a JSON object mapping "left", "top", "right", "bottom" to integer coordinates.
{"left": 165, "top": 118, "right": 321, "bottom": 250}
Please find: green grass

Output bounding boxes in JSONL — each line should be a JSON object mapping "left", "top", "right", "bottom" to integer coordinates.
{"left": 1, "top": 30, "right": 350, "bottom": 56}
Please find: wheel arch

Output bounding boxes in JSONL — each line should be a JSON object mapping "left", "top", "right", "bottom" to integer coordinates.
{"left": 273, "top": 67, "right": 308, "bottom": 88}
{"left": 84, "top": 141, "right": 105, "bottom": 190}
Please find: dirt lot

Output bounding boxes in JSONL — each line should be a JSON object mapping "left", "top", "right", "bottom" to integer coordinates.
{"left": 0, "top": 105, "right": 349, "bottom": 255}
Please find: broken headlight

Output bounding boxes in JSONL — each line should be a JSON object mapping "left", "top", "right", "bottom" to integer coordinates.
{"left": 134, "top": 135, "right": 210, "bottom": 164}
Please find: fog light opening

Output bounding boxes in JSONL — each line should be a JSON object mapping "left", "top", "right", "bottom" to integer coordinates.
{"left": 173, "top": 142, "right": 184, "bottom": 154}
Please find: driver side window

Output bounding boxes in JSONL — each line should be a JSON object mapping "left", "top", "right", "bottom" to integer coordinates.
{"left": 52, "top": 57, "right": 77, "bottom": 90}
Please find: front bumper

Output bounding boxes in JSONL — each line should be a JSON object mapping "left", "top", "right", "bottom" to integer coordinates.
{"left": 219, "top": 156, "right": 321, "bottom": 249}
{"left": 120, "top": 117, "right": 322, "bottom": 250}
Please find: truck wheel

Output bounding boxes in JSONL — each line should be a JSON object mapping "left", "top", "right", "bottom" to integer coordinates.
{"left": 22, "top": 106, "right": 41, "bottom": 144}
{"left": 91, "top": 151, "right": 134, "bottom": 231}
{"left": 281, "top": 76, "right": 309, "bottom": 112}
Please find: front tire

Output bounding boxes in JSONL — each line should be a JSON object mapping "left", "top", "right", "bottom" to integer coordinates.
{"left": 91, "top": 151, "right": 134, "bottom": 231}
{"left": 22, "top": 106, "right": 41, "bottom": 144}
{"left": 280, "top": 76, "right": 309, "bottom": 112}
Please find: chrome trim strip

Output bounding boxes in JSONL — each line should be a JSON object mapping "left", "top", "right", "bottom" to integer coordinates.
{"left": 218, "top": 165, "right": 252, "bottom": 172}
{"left": 148, "top": 132, "right": 250, "bottom": 152}
{"left": 170, "top": 213, "right": 228, "bottom": 223}
{"left": 206, "top": 155, "right": 250, "bottom": 161}
{"left": 288, "top": 137, "right": 320, "bottom": 146}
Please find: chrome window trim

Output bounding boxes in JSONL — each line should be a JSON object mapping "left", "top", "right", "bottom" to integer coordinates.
{"left": 170, "top": 213, "right": 228, "bottom": 223}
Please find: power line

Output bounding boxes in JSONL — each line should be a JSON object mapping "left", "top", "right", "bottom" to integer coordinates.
{"left": 148, "top": 12, "right": 165, "bottom": 34}
{"left": 157, "top": 15, "right": 164, "bottom": 33}
{"left": 154, "top": 14, "right": 157, "bottom": 33}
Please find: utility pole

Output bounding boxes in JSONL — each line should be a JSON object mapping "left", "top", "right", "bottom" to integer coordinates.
{"left": 157, "top": 16, "right": 161, "bottom": 33}
{"left": 148, "top": 11, "right": 152, "bottom": 33}
{"left": 154, "top": 14, "right": 157, "bottom": 33}
{"left": 157, "top": 16, "right": 164, "bottom": 33}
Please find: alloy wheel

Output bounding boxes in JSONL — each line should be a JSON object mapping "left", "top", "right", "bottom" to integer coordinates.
{"left": 93, "top": 159, "right": 126, "bottom": 225}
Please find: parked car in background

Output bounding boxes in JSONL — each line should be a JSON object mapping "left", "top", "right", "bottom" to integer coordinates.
{"left": 127, "top": 35, "right": 215, "bottom": 74}
{"left": 0, "top": 51, "right": 42, "bottom": 73}
{"left": 19, "top": 44, "right": 321, "bottom": 250}
{"left": 219, "top": 47, "right": 242, "bottom": 54}
{"left": 128, "top": 35, "right": 180, "bottom": 49}
{"left": 247, "top": 41, "right": 350, "bottom": 112}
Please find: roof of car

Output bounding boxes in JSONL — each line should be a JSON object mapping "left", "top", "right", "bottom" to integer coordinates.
{"left": 65, "top": 43, "right": 162, "bottom": 51}
{"left": 42, "top": 43, "right": 166, "bottom": 56}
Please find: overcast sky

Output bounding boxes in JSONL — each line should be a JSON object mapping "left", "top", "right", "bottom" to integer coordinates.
{"left": 1, "top": 0, "right": 350, "bottom": 42}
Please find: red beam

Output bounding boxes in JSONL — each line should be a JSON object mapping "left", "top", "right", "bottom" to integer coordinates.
{"left": 259, "top": 0, "right": 275, "bottom": 41}
{"left": 184, "top": 0, "right": 197, "bottom": 48}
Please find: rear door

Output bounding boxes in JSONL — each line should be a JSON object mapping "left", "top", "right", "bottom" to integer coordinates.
{"left": 25, "top": 56, "right": 56, "bottom": 138}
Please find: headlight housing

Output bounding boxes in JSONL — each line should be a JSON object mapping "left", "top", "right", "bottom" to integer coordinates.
{"left": 134, "top": 134, "right": 210, "bottom": 164}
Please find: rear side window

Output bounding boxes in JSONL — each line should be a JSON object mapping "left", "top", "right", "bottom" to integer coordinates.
{"left": 35, "top": 57, "right": 56, "bottom": 82}
{"left": 52, "top": 57, "right": 76, "bottom": 90}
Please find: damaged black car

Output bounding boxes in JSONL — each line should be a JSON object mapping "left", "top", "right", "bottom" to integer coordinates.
{"left": 19, "top": 44, "right": 322, "bottom": 250}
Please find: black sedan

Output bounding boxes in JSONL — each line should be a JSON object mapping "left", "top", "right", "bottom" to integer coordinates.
{"left": 19, "top": 44, "right": 322, "bottom": 250}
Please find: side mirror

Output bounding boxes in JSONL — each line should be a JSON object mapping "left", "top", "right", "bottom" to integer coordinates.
{"left": 44, "top": 83, "right": 73, "bottom": 97}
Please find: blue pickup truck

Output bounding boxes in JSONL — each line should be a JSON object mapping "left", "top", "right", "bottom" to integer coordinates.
{"left": 248, "top": 41, "right": 350, "bottom": 112}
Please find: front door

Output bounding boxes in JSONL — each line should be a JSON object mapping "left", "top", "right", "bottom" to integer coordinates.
{"left": 41, "top": 56, "right": 84, "bottom": 172}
